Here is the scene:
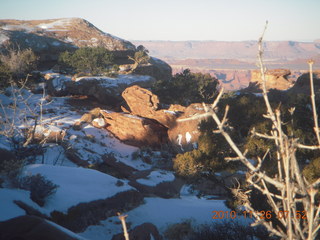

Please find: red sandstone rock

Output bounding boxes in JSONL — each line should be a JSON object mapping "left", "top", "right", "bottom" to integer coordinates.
{"left": 122, "top": 85, "right": 177, "bottom": 128}
{"left": 168, "top": 103, "right": 206, "bottom": 151}
{"left": 100, "top": 111, "right": 168, "bottom": 147}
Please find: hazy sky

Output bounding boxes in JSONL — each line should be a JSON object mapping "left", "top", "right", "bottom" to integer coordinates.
{"left": 0, "top": 0, "right": 319, "bottom": 41}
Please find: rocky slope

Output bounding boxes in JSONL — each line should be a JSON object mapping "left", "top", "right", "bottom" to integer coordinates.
{"left": 0, "top": 18, "right": 172, "bottom": 81}
{"left": 0, "top": 18, "right": 135, "bottom": 63}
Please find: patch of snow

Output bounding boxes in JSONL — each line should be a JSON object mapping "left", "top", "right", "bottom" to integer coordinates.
{"left": 186, "top": 132, "right": 192, "bottom": 143}
{"left": 0, "top": 93, "right": 13, "bottom": 105}
{"left": 194, "top": 106, "right": 204, "bottom": 111}
{"left": 65, "top": 36, "right": 73, "bottom": 43}
{"left": 35, "top": 145, "right": 77, "bottom": 167}
{"left": 180, "top": 184, "right": 198, "bottom": 196}
{"left": 137, "top": 170, "right": 175, "bottom": 186}
{"left": 46, "top": 220, "right": 88, "bottom": 240}
{"left": 81, "top": 196, "right": 232, "bottom": 239}
{"left": 164, "top": 110, "right": 177, "bottom": 115}
{"left": 177, "top": 134, "right": 183, "bottom": 146}
{"left": 51, "top": 75, "right": 71, "bottom": 91}
{"left": 52, "top": 41, "right": 61, "bottom": 46}
{"left": 92, "top": 118, "right": 106, "bottom": 127}
{"left": 192, "top": 142, "right": 198, "bottom": 149}
{"left": 0, "top": 188, "right": 47, "bottom": 221}
{"left": 36, "top": 19, "right": 72, "bottom": 30}
{"left": 1, "top": 24, "right": 34, "bottom": 32}
{"left": 124, "top": 114, "right": 144, "bottom": 120}
{"left": 22, "top": 164, "right": 133, "bottom": 213}
{"left": 75, "top": 74, "right": 154, "bottom": 88}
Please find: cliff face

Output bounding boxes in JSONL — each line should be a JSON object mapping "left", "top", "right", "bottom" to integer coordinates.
{"left": 249, "top": 69, "right": 293, "bottom": 91}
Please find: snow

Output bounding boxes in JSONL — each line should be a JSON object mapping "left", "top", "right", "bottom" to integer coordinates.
{"left": 51, "top": 75, "right": 71, "bottom": 91}
{"left": 22, "top": 164, "right": 133, "bottom": 213}
{"left": 75, "top": 74, "right": 154, "bottom": 88}
{"left": 164, "top": 110, "right": 177, "bottom": 115}
{"left": 92, "top": 118, "right": 106, "bottom": 127}
{"left": 80, "top": 196, "right": 230, "bottom": 240}
{"left": 124, "top": 113, "right": 144, "bottom": 120}
{"left": 137, "top": 170, "right": 175, "bottom": 186}
{"left": 0, "top": 189, "right": 46, "bottom": 221}
{"left": 177, "top": 134, "right": 183, "bottom": 146}
{"left": 37, "top": 19, "right": 72, "bottom": 30}
{"left": 35, "top": 145, "right": 77, "bottom": 167}
{"left": 52, "top": 41, "right": 61, "bottom": 46}
{"left": 46, "top": 220, "right": 88, "bottom": 240}
{"left": 186, "top": 132, "right": 192, "bottom": 143}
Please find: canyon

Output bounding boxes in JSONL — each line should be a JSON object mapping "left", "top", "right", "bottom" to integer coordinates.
{"left": 133, "top": 40, "right": 320, "bottom": 90}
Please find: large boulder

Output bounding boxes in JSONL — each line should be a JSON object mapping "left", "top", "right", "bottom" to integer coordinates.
{"left": 100, "top": 111, "right": 168, "bottom": 147}
{"left": 168, "top": 103, "right": 206, "bottom": 151}
{"left": 112, "top": 222, "right": 163, "bottom": 240}
{"left": 133, "top": 57, "right": 172, "bottom": 81}
{"left": 0, "top": 215, "right": 83, "bottom": 240}
{"left": 122, "top": 85, "right": 177, "bottom": 128}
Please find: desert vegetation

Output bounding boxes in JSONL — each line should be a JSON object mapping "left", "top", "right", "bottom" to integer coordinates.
{"left": 58, "top": 46, "right": 116, "bottom": 76}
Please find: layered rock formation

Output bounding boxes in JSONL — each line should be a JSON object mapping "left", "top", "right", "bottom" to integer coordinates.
{"left": 250, "top": 69, "right": 292, "bottom": 91}
{"left": 122, "top": 85, "right": 177, "bottom": 128}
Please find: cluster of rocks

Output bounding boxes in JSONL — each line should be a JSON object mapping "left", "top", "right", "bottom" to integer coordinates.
{"left": 73, "top": 85, "right": 208, "bottom": 151}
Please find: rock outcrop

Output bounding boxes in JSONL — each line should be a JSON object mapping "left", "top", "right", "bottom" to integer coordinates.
{"left": 100, "top": 110, "right": 168, "bottom": 147}
{"left": 47, "top": 74, "right": 156, "bottom": 106}
{"left": 0, "top": 18, "right": 135, "bottom": 65}
{"left": 248, "top": 69, "right": 293, "bottom": 91}
{"left": 0, "top": 18, "right": 172, "bottom": 81}
{"left": 133, "top": 57, "right": 172, "bottom": 82}
{"left": 122, "top": 85, "right": 177, "bottom": 128}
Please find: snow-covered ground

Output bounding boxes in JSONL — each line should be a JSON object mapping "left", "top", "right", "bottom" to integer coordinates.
{"left": 22, "top": 164, "right": 133, "bottom": 213}
{"left": 0, "top": 84, "right": 245, "bottom": 239}
{"left": 80, "top": 195, "right": 229, "bottom": 239}
{"left": 137, "top": 170, "right": 175, "bottom": 186}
